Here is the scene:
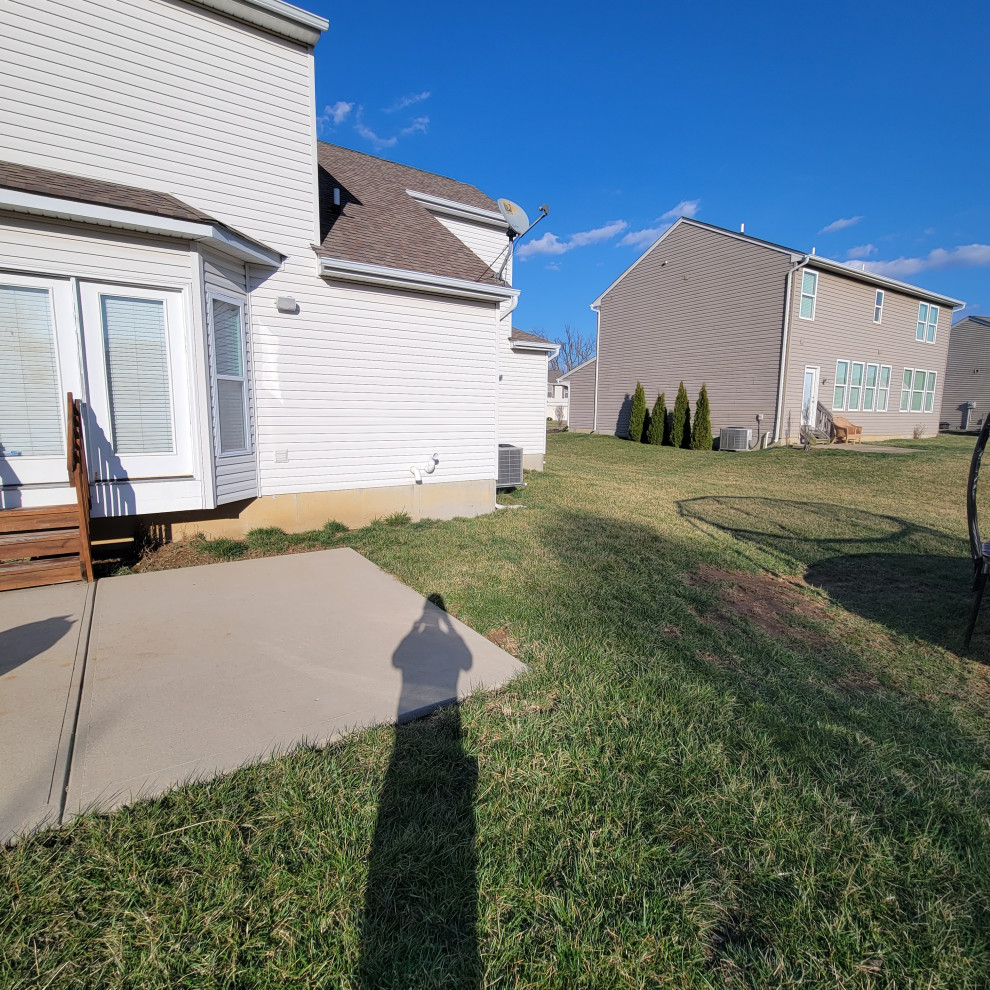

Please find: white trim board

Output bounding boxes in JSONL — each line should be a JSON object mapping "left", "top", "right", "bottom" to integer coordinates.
{"left": 405, "top": 189, "right": 507, "bottom": 229}
{"left": 180, "top": 0, "right": 328, "bottom": 46}
{"left": 318, "top": 255, "right": 518, "bottom": 303}
{"left": 0, "top": 189, "right": 283, "bottom": 267}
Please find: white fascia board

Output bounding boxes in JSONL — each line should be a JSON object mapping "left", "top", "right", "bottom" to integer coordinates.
{"left": 810, "top": 255, "right": 964, "bottom": 309}
{"left": 405, "top": 189, "right": 507, "bottom": 229}
{"left": 511, "top": 339, "right": 559, "bottom": 356}
{"left": 558, "top": 356, "right": 596, "bottom": 379}
{"left": 319, "top": 255, "right": 518, "bottom": 302}
{"left": 0, "top": 189, "right": 282, "bottom": 266}
{"left": 182, "top": 0, "right": 328, "bottom": 46}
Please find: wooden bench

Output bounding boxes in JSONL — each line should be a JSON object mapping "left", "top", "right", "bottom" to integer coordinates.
{"left": 831, "top": 415, "right": 863, "bottom": 444}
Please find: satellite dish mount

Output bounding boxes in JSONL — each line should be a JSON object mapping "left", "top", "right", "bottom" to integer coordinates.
{"left": 493, "top": 200, "right": 549, "bottom": 279}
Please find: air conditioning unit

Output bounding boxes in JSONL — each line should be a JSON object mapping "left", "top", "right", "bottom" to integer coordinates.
{"left": 719, "top": 427, "right": 753, "bottom": 452}
{"left": 497, "top": 443, "right": 524, "bottom": 487}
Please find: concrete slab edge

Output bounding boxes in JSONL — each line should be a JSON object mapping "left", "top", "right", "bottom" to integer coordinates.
{"left": 52, "top": 580, "right": 97, "bottom": 827}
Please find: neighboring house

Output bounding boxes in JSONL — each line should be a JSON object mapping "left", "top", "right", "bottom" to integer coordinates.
{"left": 0, "top": 0, "right": 540, "bottom": 539}
{"left": 558, "top": 358, "right": 597, "bottom": 432}
{"left": 589, "top": 218, "right": 963, "bottom": 442}
{"left": 499, "top": 329, "right": 558, "bottom": 470}
{"left": 940, "top": 316, "right": 990, "bottom": 430}
{"left": 547, "top": 371, "right": 569, "bottom": 424}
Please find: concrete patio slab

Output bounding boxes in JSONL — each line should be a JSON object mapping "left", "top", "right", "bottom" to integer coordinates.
{"left": 66, "top": 548, "right": 524, "bottom": 818}
{"left": 0, "top": 582, "right": 92, "bottom": 843}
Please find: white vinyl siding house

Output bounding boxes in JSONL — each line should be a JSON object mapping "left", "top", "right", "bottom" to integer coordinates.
{"left": 499, "top": 329, "right": 558, "bottom": 471}
{"left": 1, "top": 0, "right": 533, "bottom": 535}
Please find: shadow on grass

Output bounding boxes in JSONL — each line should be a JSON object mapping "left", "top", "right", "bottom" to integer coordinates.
{"left": 677, "top": 495, "right": 982, "bottom": 657}
{"left": 357, "top": 595, "right": 480, "bottom": 990}
{"left": 537, "top": 508, "right": 990, "bottom": 978}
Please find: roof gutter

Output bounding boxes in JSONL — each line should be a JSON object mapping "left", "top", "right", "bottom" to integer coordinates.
{"left": 511, "top": 339, "right": 559, "bottom": 356}
{"left": 182, "top": 0, "right": 328, "bottom": 46}
{"left": 319, "top": 255, "right": 519, "bottom": 303}
{"left": 0, "top": 188, "right": 283, "bottom": 266}
{"left": 810, "top": 255, "right": 964, "bottom": 309}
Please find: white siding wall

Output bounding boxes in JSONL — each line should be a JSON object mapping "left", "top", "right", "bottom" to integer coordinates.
{"left": 431, "top": 213, "right": 512, "bottom": 282}
{"left": 1, "top": 0, "right": 508, "bottom": 505}
{"left": 498, "top": 333, "right": 549, "bottom": 464}
{"left": 253, "top": 281, "right": 499, "bottom": 493}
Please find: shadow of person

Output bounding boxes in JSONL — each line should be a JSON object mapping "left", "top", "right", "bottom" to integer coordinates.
{"left": 0, "top": 616, "right": 74, "bottom": 677}
{"left": 357, "top": 594, "right": 480, "bottom": 989}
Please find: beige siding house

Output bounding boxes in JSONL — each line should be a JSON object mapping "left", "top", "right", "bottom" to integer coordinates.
{"left": 591, "top": 219, "right": 963, "bottom": 442}
{"left": 559, "top": 358, "right": 597, "bottom": 432}
{"left": 940, "top": 316, "right": 990, "bottom": 431}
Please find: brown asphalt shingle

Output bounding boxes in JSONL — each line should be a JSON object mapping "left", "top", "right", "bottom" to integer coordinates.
{"left": 0, "top": 159, "right": 215, "bottom": 223}
{"left": 316, "top": 143, "right": 509, "bottom": 285}
{"left": 510, "top": 327, "right": 556, "bottom": 347}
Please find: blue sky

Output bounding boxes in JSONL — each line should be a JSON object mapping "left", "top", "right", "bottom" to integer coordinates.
{"left": 310, "top": 0, "right": 989, "bottom": 344}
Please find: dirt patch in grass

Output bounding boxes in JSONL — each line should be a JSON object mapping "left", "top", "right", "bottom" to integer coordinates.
{"left": 690, "top": 565, "right": 830, "bottom": 648}
{"left": 486, "top": 627, "right": 522, "bottom": 656}
{"left": 832, "top": 673, "right": 884, "bottom": 698}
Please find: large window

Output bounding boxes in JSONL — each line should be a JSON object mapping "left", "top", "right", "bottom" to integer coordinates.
{"left": 799, "top": 269, "right": 818, "bottom": 320}
{"left": 210, "top": 297, "right": 249, "bottom": 455}
{"left": 916, "top": 303, "right": 939, "bottom": 342}
{"left": 834, "top": 359, "right": 891, "bottom": 412}
{"left": 874, "top": 290, "right": 884, "bottom": 323}
{"left": 900, "top": 368, "right": 937, "bottom": 413}
{"left": 0, "top": 284, "right": 63, "bottom": 457}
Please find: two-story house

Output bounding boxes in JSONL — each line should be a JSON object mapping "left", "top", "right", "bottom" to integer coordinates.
{"left": 0, "top": 0, "right": 540, "bottom": 559}
{"left": 940, "top": 316, "right": 990, "bottom": 431}
{"left": 588, "top": 218, "right": 963, "bottom": 443}
{"left": 546, "top": 371, "right": 569, "bottom": 424}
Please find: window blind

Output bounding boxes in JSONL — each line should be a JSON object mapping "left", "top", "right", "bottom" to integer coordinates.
{"left": 0, "top": 285, "right": 63, "bottom": 457}
{"left": 101, "top": 295, "right": 174, "bottom": 455}
{"left": 211, "top": 298, "right": 248, "bottom": 454}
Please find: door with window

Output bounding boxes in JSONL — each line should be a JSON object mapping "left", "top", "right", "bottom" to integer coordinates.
{"left": 0, "top": 274, "right": 81, "bottom": 487}
{"left": 78, "top": 283, "right": 192, "bottom": 482}
{"left": 801, "top": 366, "right": 819, "bottom": 427}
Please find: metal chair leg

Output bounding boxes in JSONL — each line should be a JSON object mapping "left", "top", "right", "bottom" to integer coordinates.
{"left": 965, "top": 569, "right": 988, "bottom": 648}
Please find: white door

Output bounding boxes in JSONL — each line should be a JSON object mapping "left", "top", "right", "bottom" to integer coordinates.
{"left": 0, "top": 274, "right": 81, "bottom": 487}
{"left": 801, "top": 366, "right": 820, "bottom": 427}
{"left": 78, "top": 283, "right": 192, "bottom": 481}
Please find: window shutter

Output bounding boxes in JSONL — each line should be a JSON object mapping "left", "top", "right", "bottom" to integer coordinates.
{"left": 101, "top": 295, "right": 174, "bottom": 454}
{"left": 0, "top": 285, "right": 63, "bottom": 457}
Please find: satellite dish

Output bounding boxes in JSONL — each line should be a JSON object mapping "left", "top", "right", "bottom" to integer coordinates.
{"left": 498, "top": 198, "right": 530, "bottom": 237}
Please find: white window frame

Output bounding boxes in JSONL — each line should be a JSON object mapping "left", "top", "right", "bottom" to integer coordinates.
{"left": 799, "top": 269, "right": 819, "bottom": 321}
{"left": 873, "top": 289, "right": 884, "bottom": 324}
{"left": 876, "top": 364, "right": 891, "bottom": 412}
{"left": 207, "top": 291, "right": 251, "bottom": 458}
{"left": 79, "top": 282, "right": 192, "bottom": 480}
{"left": 863, "top": 362, "right": 878, "bottom": 411}
{"left": 899, "top": 368, "right": 937, "bottom": 414}
{"left": 916, "top": 302, "right": 939, "bottom": 343}
{"left": 0, "top": 272, "right": 82, "bottom": 486}
{"left": 833, "top": 360, "right": 849, "bottom": 411}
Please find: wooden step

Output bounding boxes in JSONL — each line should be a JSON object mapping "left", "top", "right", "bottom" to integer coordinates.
{"left": 0, "top": 556, "right": 83, "bottom": 592}
{"left": 0, "top": 505, "right": 81, "bottom": 534}
{"left": 0, "top": 529, "right": 82, "bottom": 562}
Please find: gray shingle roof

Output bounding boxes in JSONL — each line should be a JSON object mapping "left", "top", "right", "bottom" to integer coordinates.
{"left": 0, "top": 159, "right": 215, "bottom": 223}
{"left": 316, "top": 143, "right": 509, "bottom": 285}
{"left": 510, "top": 327, "right": 555, "bottom": 348}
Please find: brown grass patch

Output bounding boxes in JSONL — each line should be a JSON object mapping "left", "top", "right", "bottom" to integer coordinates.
{"left": 486, "top": 627, "right": 522, "bottom": 656}
{"left": 690, "top": 565, "right": 830, "bottom": 648}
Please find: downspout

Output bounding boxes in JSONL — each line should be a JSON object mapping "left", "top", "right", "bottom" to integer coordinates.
{"left": 591, "top": 303, "right": 601, "bottom": 432}
{"left": 773, "top": 256, "right": 808, "bottom": 444}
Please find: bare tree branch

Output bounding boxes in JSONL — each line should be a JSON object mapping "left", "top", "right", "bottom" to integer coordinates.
{"left": 548, "top": 324, "right": 596, "bottom": 375}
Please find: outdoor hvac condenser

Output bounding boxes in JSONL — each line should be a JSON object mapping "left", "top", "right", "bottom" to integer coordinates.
{"left": 719, "top": 427, "right": 753, "bottom": 452}
{"left": 497, "top": 444, "right": 524, "bottom": 487}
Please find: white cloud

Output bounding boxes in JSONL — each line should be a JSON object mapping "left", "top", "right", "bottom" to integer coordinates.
{"left": 317, "top": 100, "right": 354, "bottom": 134}
{"left": 516, "top": 220, "right": 628, "bottom": 260}
{"left": 384, "top": 91, "right": 431, "bottom": 113}
{"left": 400, "top": 115, "right": 429, "bottom": 137}
{"left": 545, "top": 262, "right": 561, "bottom": 271}
{"left": 820, "top": 215, "right": 864, "bottom": 234}
{"left": 658, "top": 199, "right": 700, "bottom": 222}
{"left": 619, "top": 225, "right": 669, "bottom": 249}
{"left": 851, "top": 244, "right": 990, "bottom": 278}
{"left": 846, "top": 243, "right": 876, "bottom": 259}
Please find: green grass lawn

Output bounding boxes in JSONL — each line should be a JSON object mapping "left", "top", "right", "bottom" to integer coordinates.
{"left": 4, "top": 433, "right": 990, "bottom": 989}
